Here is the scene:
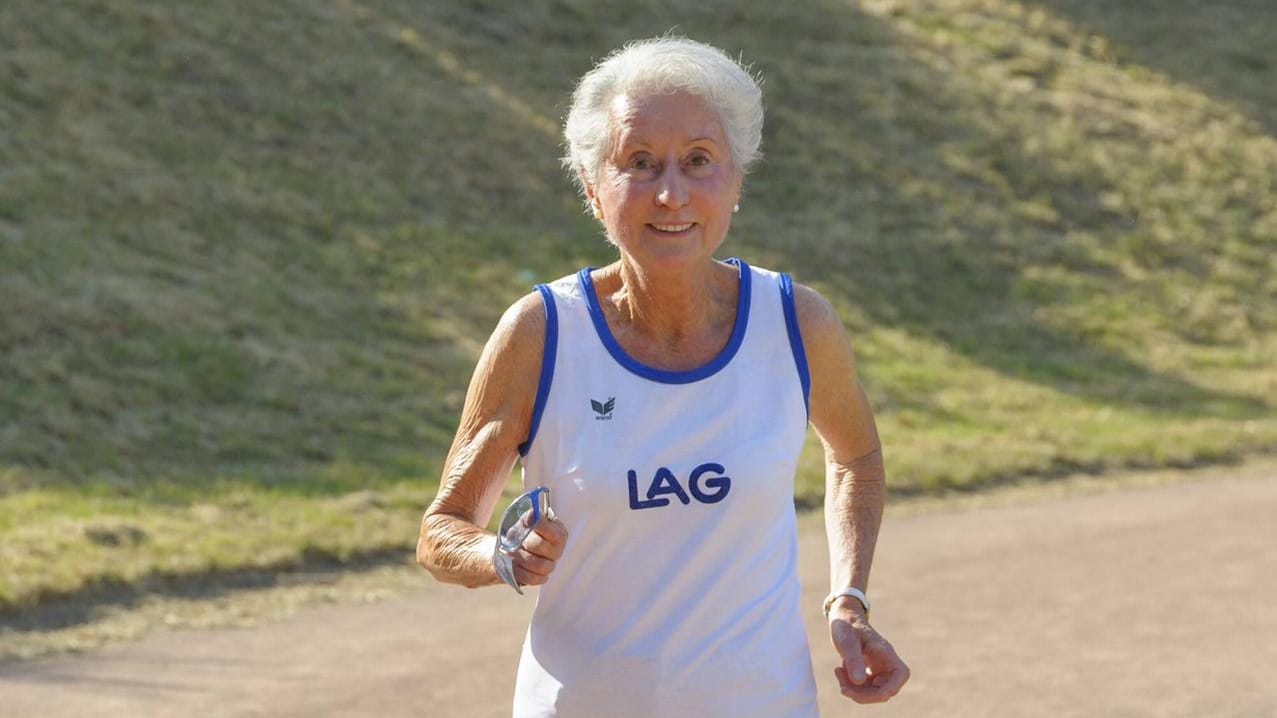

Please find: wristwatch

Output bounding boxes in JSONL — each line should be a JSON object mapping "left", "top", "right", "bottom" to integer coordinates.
{"left": 823, "top": 587, "right": 871, "bottom": 619}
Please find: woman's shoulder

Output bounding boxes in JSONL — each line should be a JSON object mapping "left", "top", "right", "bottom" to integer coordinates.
{"left": 461, "top": 292, "right": 548, "bottom": 407}
{"left": 774, "top": 276, "right": 854, "bottom": 369}
{"left": 788, "top": 281, "right": 841, "bottom": 336}
{"left": 742, "top": 261, "right": 842, "bottom": 337}
{"left": 454, "top": 292, "right": 549, "bottom": 438}
{"left": 492, "top": 291, "right": 548, "bottom": 355}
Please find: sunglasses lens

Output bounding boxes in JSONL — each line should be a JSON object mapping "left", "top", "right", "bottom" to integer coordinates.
{"left": 498, "top": 494, "right": 536, "bottom": 552}
{"left": 493, "top": 550, "right": 522, "bottom": 594}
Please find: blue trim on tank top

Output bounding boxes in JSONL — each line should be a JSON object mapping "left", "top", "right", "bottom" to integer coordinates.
{"left": 779, "top": 273, "right": 811, "bottom": 419}
{"left": 518, "top": 284, "right": 558, "bottom": 456}
{"left": 576, "top": 258, "right": 751, "bottom": 385}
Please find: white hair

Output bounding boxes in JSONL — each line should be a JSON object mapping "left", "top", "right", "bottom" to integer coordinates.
{"left": 562, "top": 36, "right": 764, "bottom": 199}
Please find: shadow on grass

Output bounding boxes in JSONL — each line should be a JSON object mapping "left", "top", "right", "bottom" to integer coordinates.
{"left": 3, "top": 0, "right": 1275, "bottom": 624}
{"left": 429, "top": 0, "right": 1269, "bottom": 419}
{"left": 2, "top": 0, "right": 1271, "bottom": 498}
{"left": 730, "top": 2, "right": 1269, "bottom": 418}
{"left": 1025, "top": 0, "right": 1277, "bottom": 137}
{"left": 0, "top": 544, "right": 412, "bottom": 639}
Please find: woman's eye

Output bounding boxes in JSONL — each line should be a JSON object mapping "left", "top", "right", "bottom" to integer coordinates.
{"left": 631, "top": 157, "right": 655, "bottom": 171}
{"left": 688, "top": 153, "right": 711, "bottom": 167}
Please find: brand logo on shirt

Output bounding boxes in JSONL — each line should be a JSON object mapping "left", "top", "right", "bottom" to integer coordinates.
{"left": 591, "top": 397, "right": 615, "bottom": 420}
{"left": 628, "top": 463, "right": 732, "bottom": 510}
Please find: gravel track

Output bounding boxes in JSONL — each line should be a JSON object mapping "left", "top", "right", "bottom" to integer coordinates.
{"left": 2, "top": 464, "right": 1274, "bottom": 717}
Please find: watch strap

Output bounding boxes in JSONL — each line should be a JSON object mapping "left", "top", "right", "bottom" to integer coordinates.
{"left": 823, "top": 587, "right": 870, "bottom": 619}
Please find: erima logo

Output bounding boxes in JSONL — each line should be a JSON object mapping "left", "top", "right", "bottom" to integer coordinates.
{"left": 591, "top": 397, "right": 615, "bottom": 420}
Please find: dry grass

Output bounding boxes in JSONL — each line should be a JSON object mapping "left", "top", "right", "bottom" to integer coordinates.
{"left": 0, "top": 0, "right": 1273, "bottom": 615}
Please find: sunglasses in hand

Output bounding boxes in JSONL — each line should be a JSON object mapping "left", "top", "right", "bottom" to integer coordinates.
{"left": 492, "top": 486, "right": 554, "bottom": 595}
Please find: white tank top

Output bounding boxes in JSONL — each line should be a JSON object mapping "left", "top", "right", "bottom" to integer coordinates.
{"left": 513, "top": 258, "right": 818, "bottom": 718}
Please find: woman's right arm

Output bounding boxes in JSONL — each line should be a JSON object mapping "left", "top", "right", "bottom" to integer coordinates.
{"left": 417, "top": 292, "right": 556, "bottom": 588}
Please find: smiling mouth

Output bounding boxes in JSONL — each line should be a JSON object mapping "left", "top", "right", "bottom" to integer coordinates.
{"left": 649, "top": 223, "right": 695, "bottom": 233}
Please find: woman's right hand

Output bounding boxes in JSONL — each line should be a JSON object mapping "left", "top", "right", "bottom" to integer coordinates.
{"left": 507, "top": 516, "right": 569, "bottom": 588}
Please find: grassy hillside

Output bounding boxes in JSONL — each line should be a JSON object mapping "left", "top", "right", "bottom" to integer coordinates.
{"left": 1, "top": 0, "right": 1274, "bottom": 614}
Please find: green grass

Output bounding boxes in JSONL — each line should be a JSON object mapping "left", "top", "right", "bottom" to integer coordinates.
{"left": 1, "top": 0, "right": 1274, "bottom": 613}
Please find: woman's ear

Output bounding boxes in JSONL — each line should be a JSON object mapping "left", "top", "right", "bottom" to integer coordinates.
{"left": 580, "top": 166, "right": 604, "bottom": 220}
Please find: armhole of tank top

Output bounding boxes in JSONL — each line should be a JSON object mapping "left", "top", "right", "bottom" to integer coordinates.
{"left": 778, "top": 273, "right": 811, "bottom": 421}
{"left": 518, "top": 284, "right": 558, "bottom": 457}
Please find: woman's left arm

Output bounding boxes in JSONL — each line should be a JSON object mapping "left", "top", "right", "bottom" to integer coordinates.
{"left": 794, "top": 282, "right": 910, "bottom": 705}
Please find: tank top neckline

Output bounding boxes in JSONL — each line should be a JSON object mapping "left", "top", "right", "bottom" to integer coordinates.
{"left": 575, "top": 258, "right": 752, "bottom": 385}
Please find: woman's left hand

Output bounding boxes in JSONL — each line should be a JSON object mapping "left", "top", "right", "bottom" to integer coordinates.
{"left": 829, "top": 607, "right": 910, "bottom": 704}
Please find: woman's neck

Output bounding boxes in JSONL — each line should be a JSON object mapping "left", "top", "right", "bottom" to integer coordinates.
{"left": 606, "top": 257, "right": 733, "bottom": 344}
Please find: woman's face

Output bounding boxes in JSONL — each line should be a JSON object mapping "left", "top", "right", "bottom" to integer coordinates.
{"left": 586, "top": 91, "right": 743, "bottom": 272}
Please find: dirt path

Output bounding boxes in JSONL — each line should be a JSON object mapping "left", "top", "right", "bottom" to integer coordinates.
{"left": 2, "top": 465, "right": 1275, "bottom": 718}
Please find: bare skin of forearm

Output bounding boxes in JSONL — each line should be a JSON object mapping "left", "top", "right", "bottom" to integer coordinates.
{"left": 418, "top": 421, "right": 515, "bottom": 588}
{"left": 419, "top": 513, "right": 501, "bottom": 588}
{"left": 825, "top": 447, "right": 886, "bottom": 594}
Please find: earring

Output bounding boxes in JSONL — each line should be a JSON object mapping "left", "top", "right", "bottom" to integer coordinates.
{"left": 733, "top": 204, "right": 740, "bottom": 213}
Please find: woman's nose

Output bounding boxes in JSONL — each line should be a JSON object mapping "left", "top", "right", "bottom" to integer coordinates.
{"left": 655, "top": 166, "right": 689, "bottom": 209}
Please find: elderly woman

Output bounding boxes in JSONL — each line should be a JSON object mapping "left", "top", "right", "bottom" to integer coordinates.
{"left": 418, "top": 37, "right": 908, "bottom": 716}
